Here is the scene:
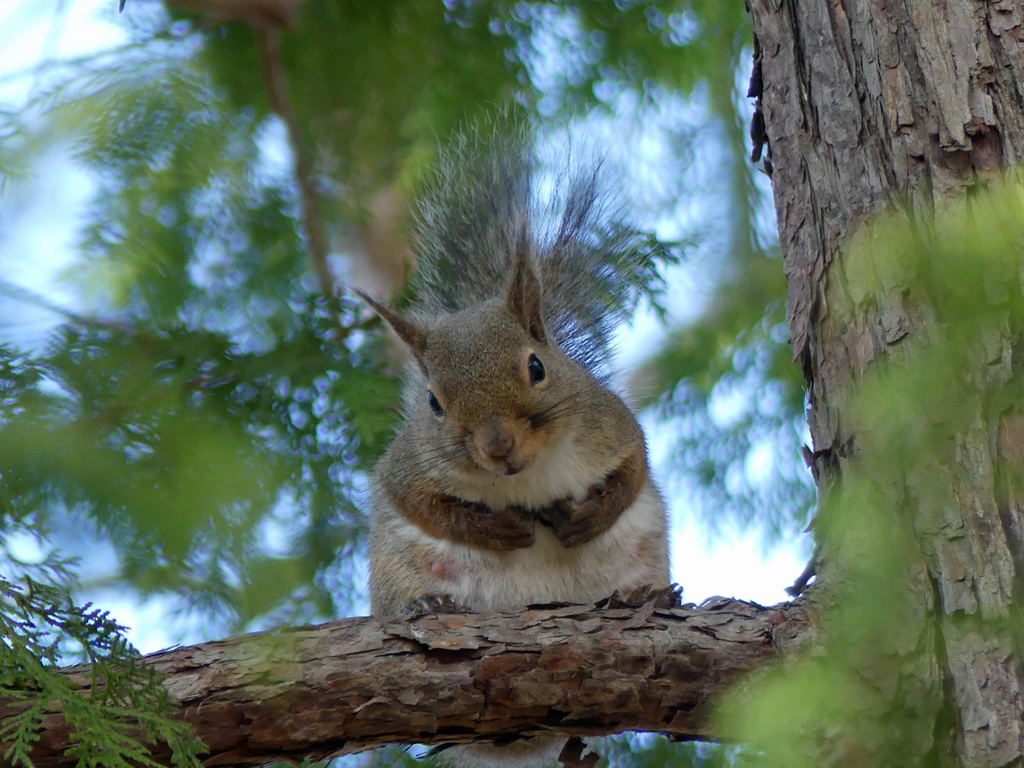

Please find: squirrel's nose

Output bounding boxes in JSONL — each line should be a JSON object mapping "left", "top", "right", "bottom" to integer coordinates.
{"left": 478, "top": 428, "right": 515, "bottom": 461}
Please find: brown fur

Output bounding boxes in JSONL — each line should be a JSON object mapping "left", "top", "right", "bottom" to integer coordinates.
{"left": 536, "top": 437, "right": 649, "bottom": 548}
{"left": 388, "top": 478, "right": 536, "bottom": 551}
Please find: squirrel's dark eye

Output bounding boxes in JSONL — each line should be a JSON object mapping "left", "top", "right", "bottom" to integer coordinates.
{"left": 527, "top": 353, "right": 546, "bottom": 385}
{"left": 427, "top": 390, "right": 445, "bottom": 417}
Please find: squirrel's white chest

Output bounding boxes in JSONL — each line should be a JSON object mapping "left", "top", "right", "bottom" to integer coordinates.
{"left": 451, "top": 429, "right": 598, "bottom": 510}
{"left": 415, "top": 484, "right": 668, "bottom": 609}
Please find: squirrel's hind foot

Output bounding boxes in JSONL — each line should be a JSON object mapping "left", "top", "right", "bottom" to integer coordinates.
{"left": 401, "top": 592, "right": 463, "bottom": 618}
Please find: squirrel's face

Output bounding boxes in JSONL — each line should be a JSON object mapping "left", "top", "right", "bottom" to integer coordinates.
{"left": 355, "top": 250, "right": 580, "bottom": 477}
{"left": 420, "top": 302, "right": 572, "bottom": 477}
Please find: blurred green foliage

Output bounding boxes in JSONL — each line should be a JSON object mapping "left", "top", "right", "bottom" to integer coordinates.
{"left": 0, "top": 0, "right": 807, "bottom": 765}
{"left": 652, "top": 252, "right": 808, "bottom": 535}
{"left": 1, "top": 297, "right": 400, "bottom": 632}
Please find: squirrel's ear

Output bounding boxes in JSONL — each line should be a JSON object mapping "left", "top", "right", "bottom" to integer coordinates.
{"left": 352, "top": 287, "right": 429, "bottom": 365}
{"left": 505, "top": 247, "right": 547, "bottom": 344}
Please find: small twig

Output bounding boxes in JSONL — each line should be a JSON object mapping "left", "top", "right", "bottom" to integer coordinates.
{"left": 0, "top": 279, "right": 102, "bottom": 330}
{"left": 786, "top": 552, "right": 817, "bottom": 597}
{"left": 254, "top": 26, "right": 334, "bottom": 299}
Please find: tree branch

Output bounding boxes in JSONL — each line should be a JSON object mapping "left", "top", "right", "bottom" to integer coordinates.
{"left": 6, "top": 598, "right": 815, "bottom": 767}
{"left": 255, "top": 25, "right": 334, "bottom": 298}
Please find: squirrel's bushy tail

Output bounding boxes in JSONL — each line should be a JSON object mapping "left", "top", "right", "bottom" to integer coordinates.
{"left": 411, "top": 116, "right": 664, "bottom": 378}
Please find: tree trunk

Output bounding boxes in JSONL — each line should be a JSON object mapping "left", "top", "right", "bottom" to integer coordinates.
{"left": 748, "top": 0, "right": 1024, "bottom": 764}
{"left": 4, "top": 598, "right": 813, "bottom": 767}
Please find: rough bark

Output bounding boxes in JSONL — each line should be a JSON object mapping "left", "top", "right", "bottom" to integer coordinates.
{"left": 749, "top": 0, "right": 1024, "bottom": 765}
{"left": 4, "top": 598, "right": 813, "bottom": 767}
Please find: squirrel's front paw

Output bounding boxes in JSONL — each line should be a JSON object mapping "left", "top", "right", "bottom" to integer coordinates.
{"left": 550, "top": 494, "right": 612, "bottom": 548}
{"left": 549, "top": 475, "right": 627, "bottom": 548}
{"left": 552, "top": 505, "right": 598, "bottom": 548}
{"left": 401, "top": 593, "right": 462, "bottom": 618}
{"left": 467, "top": 505, "right": 535, "bottom": 550}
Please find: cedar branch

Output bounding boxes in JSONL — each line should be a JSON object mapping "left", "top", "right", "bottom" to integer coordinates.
{"left": 4, "top": 598, "right": 815, "bottom": 767}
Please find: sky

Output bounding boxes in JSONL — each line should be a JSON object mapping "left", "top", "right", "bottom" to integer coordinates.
{"left": 0, "top": 0, "right": 812, "bottom": 655}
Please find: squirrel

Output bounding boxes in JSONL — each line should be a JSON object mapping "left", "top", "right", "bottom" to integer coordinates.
{"left": 356, "top": 122, "right": 672, "bottom": 768}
